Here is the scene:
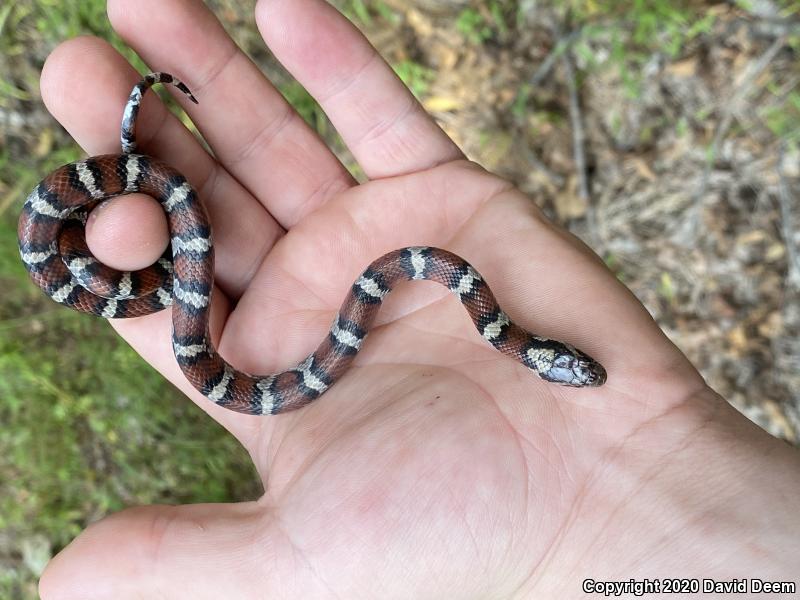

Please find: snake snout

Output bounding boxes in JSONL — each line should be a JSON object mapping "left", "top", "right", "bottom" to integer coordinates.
{"left": 575, "top": 357, "right": 607, "bottom": 387}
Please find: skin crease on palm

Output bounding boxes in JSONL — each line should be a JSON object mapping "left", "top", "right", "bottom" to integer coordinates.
{"left": 33, "top": 0, "right": 800, "bottom": 598}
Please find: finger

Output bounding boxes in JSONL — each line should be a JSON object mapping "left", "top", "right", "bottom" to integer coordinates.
{"left": 40, "top": 36, "right": 283, "bottom": 299}
{"left": 41, "top": 38, "right": 278, "bottom": 444}
{"left": 107, "top": 0, "right": 355, "bottom": 228}
{"left": 37, "top": 503, "right": 281, "bottom": 599}
{"left": 85, "top": 194, "right": 169, "bottom": 271}
{"left": 256, "top": 0, "right": 464, "bottom": 179}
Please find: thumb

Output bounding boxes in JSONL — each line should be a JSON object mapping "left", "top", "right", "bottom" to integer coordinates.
{"left": 38, "top": 502, "right": 282, "bottom": 599}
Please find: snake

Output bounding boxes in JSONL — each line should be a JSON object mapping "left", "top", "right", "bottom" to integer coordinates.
{"left": 17, "top": 72, "right": 607, "bottom": 416}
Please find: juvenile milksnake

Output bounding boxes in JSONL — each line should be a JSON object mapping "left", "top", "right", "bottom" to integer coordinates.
{"left": 18, "top": 73, "right": 607, "bottom": 415}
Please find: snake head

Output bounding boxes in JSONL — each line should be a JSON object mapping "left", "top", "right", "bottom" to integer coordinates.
{"left": 525, "top": 342, "right": 607, "bottom": 387}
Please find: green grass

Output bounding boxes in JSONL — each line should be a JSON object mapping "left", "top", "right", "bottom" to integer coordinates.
{"left": 0, "top": 2, "right": 259, "bottom": 597}
{"left": 0, "top": 216, "right": 260, "bottom": 597}
{"left": 566, "top": 0, "right": 716, "bottom": 98}
{"left": 280, "top": 79, "right": 328, "bottom": 135}
{"left": 338, "top": 0, "right": 399, "bottom": 26}
{"left": 393, "top": 59, "right": 435, "bottom": 99}
{"left": 762, "top": 86, "right": 800, "bottom": 148}
{"left": 456, "top": 8, "right": 494, "bottom": 45}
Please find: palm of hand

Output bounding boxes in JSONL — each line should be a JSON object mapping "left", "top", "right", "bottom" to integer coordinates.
{"left": 36, "top": 1, "right": 721, "bottom": 598}
{"left": 114, "top": 161, "right": 703, "bottom": 597}
{"left": 237, "top": 164, "right": 580, "bottom": 596}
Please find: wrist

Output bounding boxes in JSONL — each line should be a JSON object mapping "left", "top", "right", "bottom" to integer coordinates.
{"left": 524, "top": 387, "right": 800, "bottom": 597}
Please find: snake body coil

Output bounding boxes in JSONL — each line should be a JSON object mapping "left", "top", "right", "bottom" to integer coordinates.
{"left": 18, "top": 73, "right": 606, "bottom": 415}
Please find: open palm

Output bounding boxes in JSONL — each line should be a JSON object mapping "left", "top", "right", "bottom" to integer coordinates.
{"left": 38, "top": 1, "right": 800, "bottom": 599}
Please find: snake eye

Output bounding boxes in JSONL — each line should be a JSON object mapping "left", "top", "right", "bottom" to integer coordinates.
{"left": 553, "top": 354, "right": 573, "bottom": 369}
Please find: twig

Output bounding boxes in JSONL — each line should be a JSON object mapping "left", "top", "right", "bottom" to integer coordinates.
{"left": 694, "top": 34, "right": 787, "bottom": 207}
{"left": 530, "top": 28, "right": 583, "bottom": 86}
{"left": 520, "top": 145, "right": 565, "bottom": 188}
{"left": 546, "top": 12, "right": 591, "bottom": 203}
{"left": 777, "top": 142, "right": 800, "bottom": 289}
{"left": 561, "top": 47, "right": 590, "bottom": 202}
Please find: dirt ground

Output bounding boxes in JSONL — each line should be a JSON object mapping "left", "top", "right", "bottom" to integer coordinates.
{"left": 311, "top": 1, "right": 800, "bottom": 442}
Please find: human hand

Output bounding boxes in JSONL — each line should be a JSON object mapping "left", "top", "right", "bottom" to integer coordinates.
{"left": 37, "top": 0, "right": 800, "bottom": 598}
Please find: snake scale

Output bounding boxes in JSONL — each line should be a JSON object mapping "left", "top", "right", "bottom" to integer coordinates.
{"left": 18, "top": 73, "right": 607, "bottom": 415}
